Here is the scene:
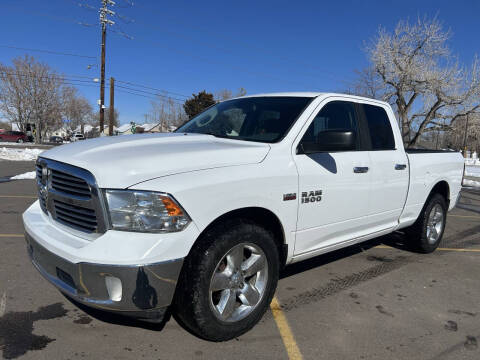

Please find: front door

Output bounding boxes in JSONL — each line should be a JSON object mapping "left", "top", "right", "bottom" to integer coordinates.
{"left": 293, "top": 99, "right": 372, "bottom": 256}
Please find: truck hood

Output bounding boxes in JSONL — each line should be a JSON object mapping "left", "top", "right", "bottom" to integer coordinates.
{"left": 42, "top": 133, "right": 270, "bottom": 188}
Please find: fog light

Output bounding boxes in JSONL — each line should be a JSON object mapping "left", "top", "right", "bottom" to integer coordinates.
{"left": 105, "top": 276, "right": 122, "bottom": 302}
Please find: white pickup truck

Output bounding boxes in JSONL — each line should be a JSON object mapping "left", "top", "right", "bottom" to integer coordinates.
{"left": 23, "top": 93, "right": 464, "bottom": 341}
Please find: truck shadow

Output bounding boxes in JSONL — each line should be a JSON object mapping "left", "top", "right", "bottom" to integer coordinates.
{"left": 280, "top": 231, "right": 412, "bottom": 279}
{"left": 456, "top": 187, "right": 480, "bottom": 214}
{"left": 63, "top": 295, "right": 171, "bottom": 331}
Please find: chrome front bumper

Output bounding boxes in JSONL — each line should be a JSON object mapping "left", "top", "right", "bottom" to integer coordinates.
{"left": 25, "top": 232, "right": 183, "bottom": 319}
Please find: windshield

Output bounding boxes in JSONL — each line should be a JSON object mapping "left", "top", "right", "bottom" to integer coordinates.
{"left": 176, "top": 96, "right": 312, "bottom": 143}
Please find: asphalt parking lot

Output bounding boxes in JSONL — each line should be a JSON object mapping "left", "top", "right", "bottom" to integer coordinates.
{"left": 0, "top": 160, "right": 479, "bottom": 360}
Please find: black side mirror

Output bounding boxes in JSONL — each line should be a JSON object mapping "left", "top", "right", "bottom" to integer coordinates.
{"left": 298, "top": 130, "right": 356, "bottom": 154}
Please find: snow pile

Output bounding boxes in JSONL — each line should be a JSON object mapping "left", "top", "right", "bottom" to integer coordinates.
{"left": 465, "top": 166, "right": 480, "bottom": 178}
{"left": 10, "top": 171, "right": 36, "bottom": 180}
{"left": 0, "top": 142, "right": 33, "bottom": 147}
{"left": 0, "top": 147, "right": 44, "bottom": 161}
{"left": 463, "top": 179, "right": 480, "bottom": 188}
{"left": 465, "top": 158, "right": 480, "bottom": 166}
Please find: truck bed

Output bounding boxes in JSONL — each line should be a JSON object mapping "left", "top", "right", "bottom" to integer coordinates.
{"left": 398, "top": 150, "right": 464, "bottom": 228}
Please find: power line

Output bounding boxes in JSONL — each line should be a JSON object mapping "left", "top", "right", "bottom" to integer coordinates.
{"left": 0, "top": 71, "right": 96, "bottom": 83}
{"left": 0, "top": 45, "right": 97, "bottom": 59}
{"left": 115, "top": 79, "right": 189, "bottom": 98}
{"left": 115, "top": 84, "right": 186, "bottom": 102}
{"left": 116, "top": 88, "right": 184, "bottom": 104}
{"left": 1, "top": 71, "right": 188, "bottom": 101}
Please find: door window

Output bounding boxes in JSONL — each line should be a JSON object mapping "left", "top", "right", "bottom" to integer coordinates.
{"left": 300, "top": 101, "right": 359, "bottom": 152}
{"left": 362, "top": 104, "right": 395, "bottom": 150}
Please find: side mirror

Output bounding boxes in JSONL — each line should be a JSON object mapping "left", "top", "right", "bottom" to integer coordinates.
{"left": 298, "top": 130, "right": 356, "bottom": 154}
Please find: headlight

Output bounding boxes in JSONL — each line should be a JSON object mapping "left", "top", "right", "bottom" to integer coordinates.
{"left": 104, "top": 190, "right": 190, "bottom": 233}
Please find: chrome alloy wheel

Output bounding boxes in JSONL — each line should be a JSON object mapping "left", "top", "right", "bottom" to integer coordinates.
{"left": 209, "top": 243, "right": 268, "bottom": 322}
{"left": 426, "top": 204, "right": 444, "bottom": 244}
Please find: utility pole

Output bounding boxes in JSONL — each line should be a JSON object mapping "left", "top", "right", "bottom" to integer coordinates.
{"left": 99, "top": 0, "right": 115, "bottom": 135}
{"left": 109, "top": 77, "right": 115, "bottom": 136}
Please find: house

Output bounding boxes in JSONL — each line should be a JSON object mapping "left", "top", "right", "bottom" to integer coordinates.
{"left": 139, "top": 123, "right": 161, "bottom": 133}
{"left": 51, "top": 127, "right": 69, "bottom": 138}
{"left": 116, "top": 123, "right": 135, "bottom": 135}
{"left": 116, "top": 122, "right": 176, "bottom": 135}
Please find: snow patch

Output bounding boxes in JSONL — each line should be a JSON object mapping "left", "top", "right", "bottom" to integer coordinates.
{"left": 10, "top": 171, "right": 36, "bottom": 180}
{"left": 463, "top": 179, "right": 480, "bottom": 188}
{"left": 0, "top": 147, "right": 44, "bottom": 161}
{"left": 465, "top": 166, "right": 480, "bottom": 177}
{"left": 465, "top": 158, "right": 480, "bottom": 166}
{"left": 0, "top": 142, "right": 33, "bottom": 147}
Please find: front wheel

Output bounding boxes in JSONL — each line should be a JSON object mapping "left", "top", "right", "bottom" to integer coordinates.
{"left": 17, "top": 138, "right": 24, "bottom": 143}
{"left": 405, "top": 193, "right": 447, "bottom": 253}
{"left": 173, "top": 219, "right": 279, "bottom": 341}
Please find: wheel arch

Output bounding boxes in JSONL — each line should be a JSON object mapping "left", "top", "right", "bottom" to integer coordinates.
{"left": 189, "top": 207, "right": 288, "bottom": 268}
{"left": 429, "top": 180, "right": 450, "bottom": 207}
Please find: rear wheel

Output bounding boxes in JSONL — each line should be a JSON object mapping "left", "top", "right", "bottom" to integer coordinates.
{"left": 173, "top": 219, "right": 279, "bottom": 341}
{"left": 17, "top": 138, "right": 24, "bottom": 143}
{"left": 405, "top": 193, "right": 447, "bottom": 253}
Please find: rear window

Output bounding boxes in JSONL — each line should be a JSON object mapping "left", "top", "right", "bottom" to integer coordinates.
{"left": 362, "top": 104, "right": 395, "bottom": 150}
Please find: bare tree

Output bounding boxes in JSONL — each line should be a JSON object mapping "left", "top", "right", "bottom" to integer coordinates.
{"left": 214, "top": 87, "right": 247, "bottom": 102}
{"left": 444, "top": 113, "right": 480, "bottom": 153}
{"left": 346, "top": 67, "right": 385, "bottom": 100}
{"left": 146, "top": 94, "right": 188, "bottom": 130}
{"left": 62, "top": 86, "right": 93, "bottom": 133}
{"left": 360, "top": 17, "right": 480, "bottom": 147}
{"left": 0, "top": 55, "right": 63, "bottom": 142}
{"left": 0, "top": 120, "right": 10, "bottom": 130}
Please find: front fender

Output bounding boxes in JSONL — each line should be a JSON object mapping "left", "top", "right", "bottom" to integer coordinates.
{"left": 129, "top": 162, "right": 298, "bottom": 262}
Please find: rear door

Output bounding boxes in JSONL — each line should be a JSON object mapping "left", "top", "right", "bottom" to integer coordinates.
{"left": 359, "top": 103, "right": 409, "bottom": 230}
{"left": 293, "top": 99, "right": 372, "bottom": 256}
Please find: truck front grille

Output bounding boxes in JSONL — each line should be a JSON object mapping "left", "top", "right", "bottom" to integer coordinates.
{"left": 36, "top": 164, "right": 48, "bottom": 212}
{"left": 35, "top": 158, "right": 108, "bottom": 239}
{"left": 51, "top": 169, "right": 91, "bottom": 198}
{"left": 53, "top": 199, "right": 98, "bottom": 232}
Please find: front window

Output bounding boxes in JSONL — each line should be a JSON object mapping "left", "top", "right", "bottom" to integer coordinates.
{"left": 176, "top": 96, "right": 312, "bottom": 143}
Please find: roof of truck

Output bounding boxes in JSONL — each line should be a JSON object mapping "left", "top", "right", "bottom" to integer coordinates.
{"left": 241, "top": 92, "right": 323, "bottom": 98}
{"left": 239, "top": 92, "right": 390, "bottom": 106}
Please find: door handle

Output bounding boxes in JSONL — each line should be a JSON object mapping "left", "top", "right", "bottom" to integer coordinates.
{"left": 395, "top": 164, "right": 407, "bottom": 170}
{"left": 353, "top": 167, "right": 369, "bottom": 173}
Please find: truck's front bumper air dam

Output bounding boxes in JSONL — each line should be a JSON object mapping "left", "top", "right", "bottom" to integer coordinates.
{"left": 25, "top": 232, "right": 183, "bottom": 320}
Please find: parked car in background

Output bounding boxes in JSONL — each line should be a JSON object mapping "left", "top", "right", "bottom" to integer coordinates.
{"left": 24, "top": 93, "right": 464, "bottom": 341}
{"left": 70, "top": 133, "right": 85, "bottom": 142}
{"left": 49, "top": 136, "right": 64, "bottom": 144}
{"left": 0, "top": 131, "right": 29, "bottom": 143}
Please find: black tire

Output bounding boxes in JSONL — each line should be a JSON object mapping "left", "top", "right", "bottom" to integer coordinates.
{"left": 405, "top": 193, "right": 447, "bottom": 253}
{"left": 173, "top": 219, "right": 279, "bottom": 341}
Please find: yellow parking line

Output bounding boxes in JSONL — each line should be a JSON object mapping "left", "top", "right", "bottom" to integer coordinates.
{"left": 270, "top": 296, "right": 303, "bottom": 360}
{"left": 0, "top": 195, "right": 36, "bottom": 199}
{"left": 437, "top": 247, "right": 480, "bottom": 253}
{"left": 375, "top": 245, "right": 480, "bottom": 253}
{"left": 449, "top": 214, "right": 480, "bottom": 219}
{"left": 0, "top": 234, "right": 24, "bottom": 238}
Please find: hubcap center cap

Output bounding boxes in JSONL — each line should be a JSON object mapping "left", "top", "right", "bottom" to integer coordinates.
{"left": 230, "top": 271, "right": 244, "bottom": 288}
